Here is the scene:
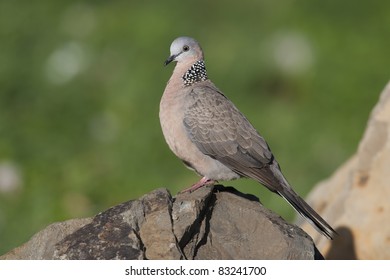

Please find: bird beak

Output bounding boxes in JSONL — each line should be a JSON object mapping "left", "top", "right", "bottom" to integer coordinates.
{"left": 164, "top": 54, "right": 177, "bottom": 66}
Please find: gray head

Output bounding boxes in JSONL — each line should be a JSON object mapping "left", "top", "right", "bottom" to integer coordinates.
{"left": 165, "top": 37, "right": 204, "bottom": 66}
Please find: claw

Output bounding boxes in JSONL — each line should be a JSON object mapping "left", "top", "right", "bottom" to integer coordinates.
{"left": 179, "top": 177, "right": 217, "bottom": 193}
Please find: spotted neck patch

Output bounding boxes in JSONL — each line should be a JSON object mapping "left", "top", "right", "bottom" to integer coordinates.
{"left": 182, "top": 60, "right": 208, "bottom": 86}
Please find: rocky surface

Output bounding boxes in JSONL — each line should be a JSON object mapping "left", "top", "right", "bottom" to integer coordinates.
{"left": 299, "top": 81, "right": 390, "bottom": 259}
{"left": 1, "top": 218, "right": 92, "bottom": 260}
{"left": 1, "top": 186, "right": 320, "bottom": 260}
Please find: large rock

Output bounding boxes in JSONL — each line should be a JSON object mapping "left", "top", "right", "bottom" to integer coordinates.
{"left": 299, "top": 81, "right": 390, "bottom": 259}
{"left": 1, "top": 186, "right": 321, "bottom": 260}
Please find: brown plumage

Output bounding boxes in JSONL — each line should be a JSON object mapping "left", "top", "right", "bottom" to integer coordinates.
{"left": 160, "top": 36, "right": 336, "bottom": 239}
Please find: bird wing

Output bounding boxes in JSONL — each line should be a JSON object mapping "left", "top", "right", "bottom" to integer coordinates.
{"left": 183, "top": 84, "right": 276, "bottom": 182}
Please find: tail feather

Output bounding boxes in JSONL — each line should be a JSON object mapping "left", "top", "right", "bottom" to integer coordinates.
{"left": 278, "top": 186, "right": 336, "bottom": 239}
{"left": 239, "top": 160, "right": 336, "bottom": 238}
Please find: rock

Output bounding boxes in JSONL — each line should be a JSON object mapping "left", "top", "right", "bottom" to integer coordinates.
{"left": 299, "top": 81, "right": 390, "bottom": 259}
{"left": 1, "top": 186, "right": 321, "bottom": 260}
{"left": 0, "top": 218, "right": 91, "bottom": 260}
{"left": 54, "top": 188, "right": 184, "bottom": 260}
{"left": 189, "top": 187, "right": 318, "bottom": 259}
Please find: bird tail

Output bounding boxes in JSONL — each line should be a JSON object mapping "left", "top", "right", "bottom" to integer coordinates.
{"left": 277, "top": 184, "right": 336, "bottom": 239}
{"left": 266, "top": 163, "right": 337, "bottom": 239}
{"left": 243, "top": 160, "right": 336, "bottom": 239}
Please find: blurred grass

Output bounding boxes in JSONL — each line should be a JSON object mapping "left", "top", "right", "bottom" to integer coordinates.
{"left": 0, "top": 0, "right": 389, "bottom": 254}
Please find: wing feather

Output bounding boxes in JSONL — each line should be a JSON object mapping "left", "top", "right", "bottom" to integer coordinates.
{"left": 183, "top": 84, "right": 273, "bottom": 174}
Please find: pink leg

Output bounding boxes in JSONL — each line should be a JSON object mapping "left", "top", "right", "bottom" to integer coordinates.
{"left": 179, "top": 177, "right": 217, "bottom": 194}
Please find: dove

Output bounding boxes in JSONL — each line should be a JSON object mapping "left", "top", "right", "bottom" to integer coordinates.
{"left": 160, "top": 36, "right": 336, "bottom": 239}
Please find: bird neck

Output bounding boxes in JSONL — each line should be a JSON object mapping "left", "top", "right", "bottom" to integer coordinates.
{"left": 181, "top": 60, "right": 208, "bottom": 86}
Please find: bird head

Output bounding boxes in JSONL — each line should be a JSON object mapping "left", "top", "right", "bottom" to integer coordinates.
{"left": 165, "top": 37, "right": 204, "bottom": 66}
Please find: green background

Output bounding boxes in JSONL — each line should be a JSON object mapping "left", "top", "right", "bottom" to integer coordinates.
{"left": 0, "top": 0, "right": 389, "bottom": 254}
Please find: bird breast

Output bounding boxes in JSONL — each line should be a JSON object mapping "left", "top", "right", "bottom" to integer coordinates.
{"left": 159, "top": 84, "right": 240, "bottom": 181}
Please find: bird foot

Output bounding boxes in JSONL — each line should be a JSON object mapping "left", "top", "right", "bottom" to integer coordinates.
{"left": 179, "top": 177, "right": 217, "bottom": 194}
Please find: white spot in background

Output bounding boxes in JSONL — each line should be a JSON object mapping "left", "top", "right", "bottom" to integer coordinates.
{"left": 89, "top": 111, "right": 120, "bottom": 143}
{"left": 270, "top": 31, "right": 315, "bottom": 76}
{"left": 0, "top": 161, "right": 22, "bottom": 194}
{"left": 45, "top": 41, "right": 88, "bottom": 85}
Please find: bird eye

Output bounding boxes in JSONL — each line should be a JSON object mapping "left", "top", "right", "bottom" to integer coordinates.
{"left": 183, "top": 45, "right": 190, "bottom": 52}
